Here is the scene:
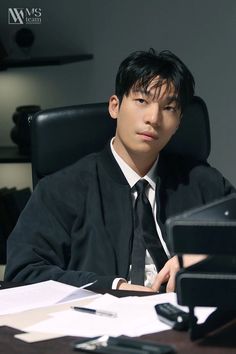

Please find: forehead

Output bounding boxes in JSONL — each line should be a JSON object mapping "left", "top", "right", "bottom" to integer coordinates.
{"left": 131, "top": 77, "right": 178, "bottom": 101}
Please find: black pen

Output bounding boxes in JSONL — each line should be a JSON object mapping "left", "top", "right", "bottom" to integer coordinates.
{"left": 71, "top": 306, "right": 117, "bottom": 318}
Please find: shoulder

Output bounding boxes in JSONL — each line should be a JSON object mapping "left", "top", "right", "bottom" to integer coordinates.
{"left": 33, "top": 152, "right": 101, "bottom": 206}
{"left": 42, "top": 152, "right": 99, "bottom": 187}
{"left": 161, "top": 153, "right": 222, "bottom": 180}
{"left": 160, "top": 153, "right": 235, "bottom": 199}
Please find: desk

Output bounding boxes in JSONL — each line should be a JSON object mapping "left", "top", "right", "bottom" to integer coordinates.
{"left": 0, "top": 283, "right": 236, "bottom": 353}
{"left": 1, "top": 321, "right": 236, "bottom": 354}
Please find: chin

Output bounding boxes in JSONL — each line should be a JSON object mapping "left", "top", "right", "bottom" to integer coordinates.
{"left": 135, "top": 143, "right": 161, "bottom": 155}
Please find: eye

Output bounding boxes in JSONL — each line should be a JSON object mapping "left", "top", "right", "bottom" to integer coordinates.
{"left": 135, "top": 98, "right": 146, "bottom": 104}
{"left": 164, "top": 105, "right": 177, "bottom": 112}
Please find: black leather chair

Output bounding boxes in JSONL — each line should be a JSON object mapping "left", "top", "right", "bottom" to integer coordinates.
{"left": 30, "top": 96, "right": 210, "bottom": 188}
{"left": 31, "top": 102, "right": 115, "bottom": 187}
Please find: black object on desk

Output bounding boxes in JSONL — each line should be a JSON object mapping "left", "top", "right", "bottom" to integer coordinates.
{"left": 155, "top": 303, "right": 195, "bottom": 331}
{"left": 166, "top": 193, "right": 236, "bottom": 340}
{"left": 73, "top": 335, "right": 176, "bottom": 354}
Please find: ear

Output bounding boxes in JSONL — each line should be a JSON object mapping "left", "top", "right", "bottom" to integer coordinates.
{"left": 108, "top": 95, "right": 120, "bottom": 120}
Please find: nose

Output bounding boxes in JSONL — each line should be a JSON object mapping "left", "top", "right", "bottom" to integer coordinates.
{"left": 144, "top": 103, "right": 161, "bottom": 126}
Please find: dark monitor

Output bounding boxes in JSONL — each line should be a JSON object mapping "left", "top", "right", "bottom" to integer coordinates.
{"left": 166, "top": 194, "right": 236, "bottom": 339}
{"left": 166, "top": 193, "right": 236, "bottom": 256}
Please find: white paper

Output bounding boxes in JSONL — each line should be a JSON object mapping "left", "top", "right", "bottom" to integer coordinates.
{"left": 24, "top": 292, "right": 216, "bottom": 338}
{"left": 0, "top": 280, "right": 96, "bottom": 315}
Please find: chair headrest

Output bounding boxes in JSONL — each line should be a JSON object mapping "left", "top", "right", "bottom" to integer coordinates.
{"left": 163, "top": 96, "right": 210, "bottom": 160}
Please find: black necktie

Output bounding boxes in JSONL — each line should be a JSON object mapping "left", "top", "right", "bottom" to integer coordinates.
{"left": 130, "top": 179, "right": 168, "bottom": 285}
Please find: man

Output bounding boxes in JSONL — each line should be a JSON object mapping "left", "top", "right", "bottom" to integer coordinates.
{"left": 5, "top": 49, "right": 235, "bottom": 292}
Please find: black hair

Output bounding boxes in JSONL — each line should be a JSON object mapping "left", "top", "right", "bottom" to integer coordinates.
{"left": 115, "top": 49, "right": 195, "bottom": 112}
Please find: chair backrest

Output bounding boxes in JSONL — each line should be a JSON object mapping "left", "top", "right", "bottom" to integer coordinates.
{"left": 31, "top": 96, "right": 210, "bottom": 188}
{"left": 31, "top": 102, "right": 115, "bottom": 187}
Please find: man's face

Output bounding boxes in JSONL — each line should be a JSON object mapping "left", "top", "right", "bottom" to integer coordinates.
{"left": 109, "top": 79, "right": 181, "bottom": 165}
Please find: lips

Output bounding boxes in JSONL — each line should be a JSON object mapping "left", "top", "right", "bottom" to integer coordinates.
{"left": 138, "top": 131, "right": 158, "bottom": 140}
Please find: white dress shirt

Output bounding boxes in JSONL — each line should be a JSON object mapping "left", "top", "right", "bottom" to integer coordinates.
{"left": 110, "top": 138, "right": 170, "bottom": 289}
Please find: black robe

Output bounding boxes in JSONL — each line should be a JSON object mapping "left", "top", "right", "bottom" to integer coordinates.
{"left": 5, "top": 145, "right": 235, "bottom": 288}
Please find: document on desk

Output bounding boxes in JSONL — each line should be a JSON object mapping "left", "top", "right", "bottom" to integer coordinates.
{"left": 24, "top": 292, "right": 216, "bottom": 338}
{"left": 0, "top": 280, "right": 97, "bottom": 315}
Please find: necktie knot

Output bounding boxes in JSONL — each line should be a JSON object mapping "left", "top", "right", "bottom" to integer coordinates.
{"left": 135, "top": 179, "right": 149, "bottom": 195}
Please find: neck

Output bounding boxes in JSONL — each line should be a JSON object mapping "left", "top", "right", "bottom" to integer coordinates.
{"left": 129, "top": 155, "right": 157, "bottom": 177}
{"left": 113, "top": 140, "right": 158, "bottom": 177}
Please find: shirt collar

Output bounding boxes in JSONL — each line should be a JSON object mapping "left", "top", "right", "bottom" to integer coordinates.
{"left": 110, "top": 138, "right": 158, "bottom": 190}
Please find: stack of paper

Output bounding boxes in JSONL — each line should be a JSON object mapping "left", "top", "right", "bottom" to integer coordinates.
{"left": 0, "top": 281, "right": 216, "bottom": 341}
{"left": 24, "top": 292, "right": 215, "bottom": 338}
{"left": 0, "top": 280, "right": 96, "bottom": 315}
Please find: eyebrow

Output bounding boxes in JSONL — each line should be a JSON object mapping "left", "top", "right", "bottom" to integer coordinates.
{"left": 163, "top": 96, "right": 179, "bottom": 105}
{"left": 131, "top": 89, "right": 156, "bottom": 99}
{"left": 132, "top": 89, "right": 179, "bottom": 105}
{"left": 132, "top": 88, "right": 150, "bottom": 95}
